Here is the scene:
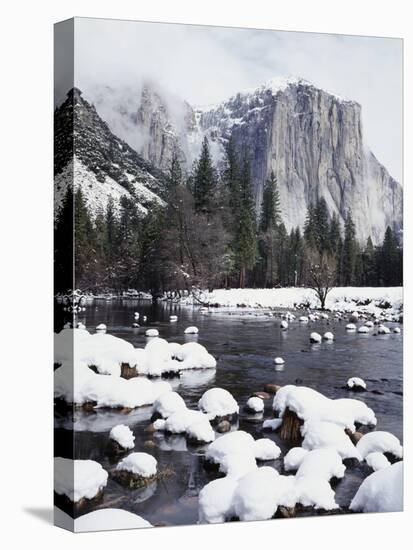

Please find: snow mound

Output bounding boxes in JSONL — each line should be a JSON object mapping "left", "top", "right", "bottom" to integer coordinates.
{"left": 75, "top": 508, "right": 152, "bottom": 532}
{"left": 280, "top": 320, "right": 288, "bottom": 330}
{"left": 177, "top": 342, "right": 217, "bottom": 369}
{"left": 54, "top": 458, "right": 108, "bottom": 502}
{"left": 115, "top": 452, "right": 157, "bottom": 478}
{"left": 184, "top": 326, "right": 199, "bottom": 334}
{"left": 273, "top": 385, "right": 376, "bottom": 431}
{"left": 323, "top": 332, "right": 334, "bottom": 340}
{"left": 199, "top": 477, "right": 238, "bottom": 524}
{"left": 145, "top": 329, "right": 159, "bottom": 337}
{"left": 346, "top": 323, "right": 356, "bottom": 331}
{"left": 294, "top": 476, "right": 338, "bottom": 510}
{"left": 254, "top": 438, "right": 281, "bottom": 461}
{"left": 246, "top": 396, "right": 264, "bottom": 413}
{"left": 109, "top": 424, "right": 135, "bottom": 450}
{"left": 377, "top": 325, "right": 391, "bottom": 334}
{"left": 366, "top": 452, "right": 391, "bottom": 471}
{"left": 162, "top": 409, "right": 215, "bottom": 443}
{"left": 302, "top": 420, "right": 361, "bottom": 460}
{"left": 206, "top": 431, "right": 255, "bottom": 470}
{"left": 295, "top": 448, "right": 345, "bottom": 482}
{"left": 284, "top": 447, "right": 309, "bottom": 472}
{"left": 310, "top": 332, "right": 322, "bottom": 343}
{"left": 358, "top": 326, "right": 370, "bottom": 334}
{"left": 96, "top": 323, "right": 107, "bottom": 331}
{"left": 347, "top": 377, "right": 367, "bottom": 390}
{"left": 198, "top": 388, "right": 239, "bottom": 420}
{"left": 356, "top": 431, "right": 403, "bottom": 459}
{"left": 263, "top": 418, "right": 282, "bottom": 431}
{"left": 153, "top": 391, "right": 187, "bottom": 418}
{"left": 274, "top": 357, "right": 285, "bottom": 365}
{"left": 350, "top": 462, "right": 403, "bottom": 513}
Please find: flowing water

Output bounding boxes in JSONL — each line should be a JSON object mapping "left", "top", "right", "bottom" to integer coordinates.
{"left": 54, "top": 299, "right": 403, "bottom": 526}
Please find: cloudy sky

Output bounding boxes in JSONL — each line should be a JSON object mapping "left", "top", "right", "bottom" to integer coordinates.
{"left": 70, "top": 18, "right": 402, "bottom": 181}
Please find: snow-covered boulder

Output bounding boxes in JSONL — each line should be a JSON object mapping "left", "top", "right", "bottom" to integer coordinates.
{"left": 153, "top": 391, "right": 187, "bottom": 419}
{"left": 280, "top": 320, "right": 289, "bottom": 330}
{"left": 365, "top": 452, "right": 391, "bottom": 472}
{"left": 310, "top": 332, "right": 322, "bottom": 343}
{"left": 365, "top": 321, "right": 374, "bottom": 328}
{"left": 163, "top": 409, "right": 215, "bottom": 443}
{"left": 295, "top": 448, "right": 345, "bottom": 482}
{"left": 377, "top": 325, "right": 391, "bottom": 334}
{"left": 323, "top": 332, "right": 334, "bottom": 340}
{"left": 350, "top": 462, "right": 403, "bottom": 513}
{"left": 74, "top": 509, "right": 152, "bottom": 532}
{"left": 345, "top": 323, "right": 357, "bottom": 331}
{"left": 356, "top": 431, "right": 403, "bottom": 460}
{"left": 253, "top": 438, "right": 281, "bottom": 461}
{"left": 198, "top": 477, "right": 238, "bottom": 523}
{"left": 299, "top": 316, "right": 309, "bottom": 323}
{"left": 346, "top": 377, "right": 367, "bottom": 392}
{"left": 205, "top": 431, "right": 255, "bottom": 472}
{"left": 145, "top": 328, "right": 159, "bottom": 337}
{"left": 294, "top": 476, "right": 338, "bottom": 511}
{"left": 274, "top": 357, "right": 285, "bottom": 365}
{"left": 109, "top": 424, "right": 135, "bottom": 451}
{"left": 198, "top": 388, "right": 239, "bottom": 421}
{"left": 170, "top": 315, "right": 178, "bottom": 322}
{"left": 54, "top": 458, "right": 108, "bottom": 503}
{"left": 301, "top": 420, "right": 361, "bottom": 460}
{"left": 176, "top": 342, "right": 217, "bottom": 370}
{"left": 262, "top": 418, "right": 282, "bottom": 431}
{"left": 184, "top": 326, "right": 199, "bottom": 334}
{"left": 357, "top": 326, "right": 370, "bottom": 334}
{"left": 96, "top": 323, "right": 107, "bottom": 331}
{"left": 232, "top": 467, "right": 296, "bottom": 521}
{"left": 113, "top": 452, "right": 158, "bottom": 487}
{"left": 284, "top": 447, "right": 309, "bottom": 472}
{"left": 245, "top": 396, "right": 264, "bottom": 413}
{"left": 393, "top": 327, "right": 401, "bottom": 334}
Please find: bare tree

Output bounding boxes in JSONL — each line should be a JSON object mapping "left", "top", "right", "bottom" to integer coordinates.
{"left": 308, "top": 251, "right": 337, "bottom": 310}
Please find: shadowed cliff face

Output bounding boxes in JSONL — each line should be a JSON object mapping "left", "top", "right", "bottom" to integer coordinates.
{"left": 86, "top": 79, "right": 402, "bottom": 245}
{"left": 200, "top": 80, "right": 402, "bottom": 245}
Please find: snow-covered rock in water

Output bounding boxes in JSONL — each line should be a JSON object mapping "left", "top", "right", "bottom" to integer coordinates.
{"left": 294, "top": 476, "right": 338, "bottom": 511}
{"left": 350, "top": 461, "right": 403, "bottom": 513}
{"left": 145, "top": 328, "right": 159, "bottom": 337}
{"left": 280, "top": 320, "right": 289, "bottom": 330}
{"left": 346, "top": 377, "right": 367, "bottom": 391}
{"left": 176, "top": 342, "right": 217, "bottom": 369}
{"left": 365, "top": 321, "right": 374, "bottom": 328}
{"left": 365, "top": 452, "right": 391, "bottom": 472}
{"left": 245, "top": 396, "right": 264, "bottom": 413}
{"left": 284, "top": 447, "right": 309, "bottom": 472}
{"left": 393, "top": 327, "right": 401, "bottom": 334}
{"left": 134, "top": 312, "right": 140, "bottom": 319}
{"left": 74, "top": 508, "right": 152, "bottom": 532}
{"left": 109, "top": 424, "right": 135, "bottom": 450}
{"left": 198, "top": 388, "right": 239, "bottom": 420}
{"left": 253, "top": 438, "right": 281, "bottom": 461}
{"left": 357, "top": 325, "right": 370, "bottom": 334}
{"left": 116, "top": 452, "right": 157, "bottom": 478}
{"left": 349, "top": 312, "right": 359, "bottom": 322}
{"left": 310, "top": 332, "right": 322, "bottom": 343}
{"left": 262, "top": 418, "right": 282, "bottom": 431}
{"left": 220, "top": 453, "right": 258, "bottom": 479}
{"left": 346, "top": 323, "right": 357, "bottom": 331}
{"left": 198, "top": 477, "right": 238, "bottom": 523}
{"left": 232, "top": 467, "right": 296, "bottom": 521}
{"left": 295, "top": 448, "right": 345, "bottom": 482}
{"left": 323, "top": 332, "right": 334, "bottom": 340}
{"left": 184, "top": 326, "right": 199, "bottom": 334}
{"left": 77, "top": 322, "right": 86, "bottom": 330}
{"left": 320, "top": 313, "right": 329, "bottom": 320}
{"left": 273, "top": 385, "right": 376, "bottom": 432}
{"left": 169, "top": 315, "right": 178, "bottom": 322}
{"left": 302, "top": 420, "right": 361, "bottom": 460}
{"left": 163, "top": 409, "right": 215, "bottom": 443}
{"left": 299, "top": 316, "right": 309, "bottom": 323}
{"left": 274, "top": 357, "right": 285, "bottom": 365}
{"left": 55, "top": 361, "right": 171, "bottom": 408}
{"left": 54, "top": 458, "right": 108, "bottom": 502}
{"left": 205, "top": 431, "right": 255, "bottom": 470}
{"left": 377, "top": 325, "right": 391, "bottom": 334}
{"left": 153, "top": 391, "right": 187, "bottom": 419}
{"left": 96, "top": 323, "right": 107, "bottom": 331}
{"left": 356, "top": 431, "right": 403, "bottom": 460}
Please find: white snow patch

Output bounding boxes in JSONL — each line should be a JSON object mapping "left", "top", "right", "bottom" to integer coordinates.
{"left": 350, "top": 462, "right": 403, "bottom": 513}
{"left": 74, "top": 508, "right": 152, "bottom": 532}
{"left": 109, "top": 424, "right": 135, "bottom": 450}
{"left": 356, "top": 431, "right": 403, "bottom": 459}
{"left": 54, "top": 458, "right": 108, "bottom": 502}
{"left": 198, "top": 388, "right": 239, "bottom": 420}
{"left": 115, "top": 452, "right": 157, "bottom": 477}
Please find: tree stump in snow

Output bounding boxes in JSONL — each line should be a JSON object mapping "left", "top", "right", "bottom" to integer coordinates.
{"left": 279, "top": 408, "right": 303, "bottom": 443}
{"left": 120, "top": 363, "right": 137, "bottom": 379}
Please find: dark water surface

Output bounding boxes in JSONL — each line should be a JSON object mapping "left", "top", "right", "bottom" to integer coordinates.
{"left": 54, "top": 299, "right": 403, "bottom": 526}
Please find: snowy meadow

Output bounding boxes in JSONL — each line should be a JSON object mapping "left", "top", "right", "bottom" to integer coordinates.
{"left": 54, "top": 290, "right": 403, "bottom": 530}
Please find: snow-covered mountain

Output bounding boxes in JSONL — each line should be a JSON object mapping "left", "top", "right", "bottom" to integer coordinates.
{"left": 54, "top": 88, "right": 166, "bottom": 218}
{"left": 61, "top": 80, "right": 402, "bottom": 244}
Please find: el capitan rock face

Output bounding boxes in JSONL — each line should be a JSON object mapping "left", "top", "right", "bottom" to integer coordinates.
{"left": 76, "top": 78, "right": 402, "bottom": 244}
{"left": 199, "top": 78, "right": 402, "bottom": 244}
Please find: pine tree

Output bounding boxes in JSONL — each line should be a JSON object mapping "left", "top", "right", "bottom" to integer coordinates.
{"left": 362, "top": 237, "right": 377, "bottom": 285}
{"left": 74, "top": 187, "right": 96, "bottom": 289}
{"left": 342, "top": 210, "right": 357, "bottom": 285}
{"left": 259, "top": 171, "right": 281, "bottom": 232}
{"left": 314, "top": 197, "right": 330, "bottom": 253}
{"left": 193, "top": 137, "right": 216, "bottom": 215}
{"left": 55, "top": 187, "right": 74, "bottom": 293}
{"left": 380, "top": 226, "right": 399, "bottom": 286}
{"left": 235, "top": 156, "right": 257, "bottom": 287}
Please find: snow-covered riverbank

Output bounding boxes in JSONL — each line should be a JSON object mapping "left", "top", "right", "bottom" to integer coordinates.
{"left": 181, "top": 287, "right": 402, "bottom": 316}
